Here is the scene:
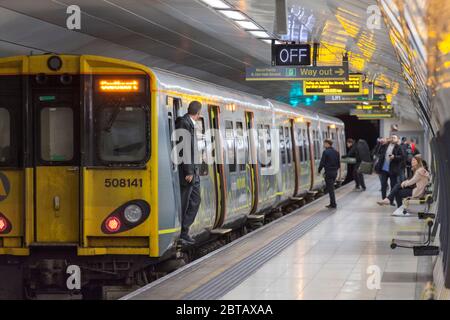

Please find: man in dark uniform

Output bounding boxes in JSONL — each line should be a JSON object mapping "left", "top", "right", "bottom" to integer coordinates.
{"left": 175, "top": 101, "right": 202, "bottom": 245}
{"left": 318, "top": 139, "right": 340, "bottom": 209}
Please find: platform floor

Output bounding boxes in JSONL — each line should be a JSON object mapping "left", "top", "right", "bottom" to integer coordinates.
{"left": 222, "top": 177, "right": 431, "bottom": 300}
{"left": 122, "top": 176, "right": 432, "bottom": 301}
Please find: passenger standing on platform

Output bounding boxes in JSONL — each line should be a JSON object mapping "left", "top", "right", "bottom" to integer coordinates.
{"left": 175, "top": 101, "right": 202, "bottom": 245}
{"left": 372, "top": 138, "right": 387, "bottom": 192}
{"left": 399, "top": 137, "right": 410, "bottom": 182}
{"left": 344, "top": 138, "right": 371, "bottom": 191}
{"left": 375, "top": 135, "right": 403, "bottom": 205}
{"left": 318, "top": 139, "right": 340, "bottom": 209}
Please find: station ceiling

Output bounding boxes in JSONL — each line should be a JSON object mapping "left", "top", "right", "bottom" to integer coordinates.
{"left": 0, "top": 0, "right": 417, "bottom": 120}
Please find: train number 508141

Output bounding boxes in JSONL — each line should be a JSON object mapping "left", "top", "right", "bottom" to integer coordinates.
{"left": 104, "top": 178, "right": 143, "bottom": 188}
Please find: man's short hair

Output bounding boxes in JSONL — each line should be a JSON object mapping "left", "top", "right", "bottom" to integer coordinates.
{"left": 324, "top": 139, "right": 333, "bottom": 146}
{"left": 346, "top": 138, "right": 354, "bottom": 144}
{"left": 188, "top": 101, "right": 202, "bottom": 115}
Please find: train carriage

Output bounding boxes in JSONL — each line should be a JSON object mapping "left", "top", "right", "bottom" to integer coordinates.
{"left": 0, "top": 54, "right": 345, "bottom": 298}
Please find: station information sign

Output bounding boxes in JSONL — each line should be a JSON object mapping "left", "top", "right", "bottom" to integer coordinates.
{"left": 350, "top": 105, "right": 394, "bottom": 119}
{"left": 272, "top": 44, "right": 311, "bottom": 66}
{"left": 325, "top": 94, "right": 387, "bottom": 104}
{"left": 246, "top": 65, "right": 348, "bottom": 81}
{"left": 303, "top": 74, "right": 363, "bottom": 96}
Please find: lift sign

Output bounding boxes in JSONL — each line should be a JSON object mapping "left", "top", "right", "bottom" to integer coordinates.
{"left": 273, "top": 44, "right": 311, "bottom": 66}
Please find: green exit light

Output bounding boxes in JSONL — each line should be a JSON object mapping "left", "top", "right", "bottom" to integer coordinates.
{"left": 39, "top": 96, "right": 56, "bottom": 102}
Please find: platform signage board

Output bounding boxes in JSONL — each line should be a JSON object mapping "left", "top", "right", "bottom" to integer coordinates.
{"left": 325, "top": 94, "right": 386, "bottom": 104}
{"left": 246, "top": 65, "right": 348, "bottom": 81}
{"left": 350, "top": 105, "right": 394, "bottom": 119}
{"left": 272, "top": 44, "right": 311, "bottom": 66}
{"left": 303, "top": 74, "right": 363, "bottom": 96}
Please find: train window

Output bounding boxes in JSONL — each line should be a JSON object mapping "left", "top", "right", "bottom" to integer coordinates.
{"left": 312, "top": 130, "right": 316, "bottom": 160}
{"left": 196, "top": 117, "right": 209, "bottom": 176}
{"left": 97, "top": 106, "right": 148, "bottom": 163}
{"left": 40, "top": 107, "right": 74, "bottom": 162}
{"left": 303, "top": 129, "right": 308, "bottom": 161}
{"left": 236, "top": 121, "right": 246, "bottom": 171}
{"left": 258, "top": 124, "right": 272, "bottom": 168}
{"left": 0, "top": 108, "right": 10, "bottom": 163}
{"left": 167, "top": 112, "right": 176, "bottom": 171}
{"left": 225, "top": 120, "right": 236, "bottom": 172}
{"left": 297, "top": 129, "right": 304, "bottom": 163}
{"left": 279, "top": 127, "right": 286, "bottom": 165}
{"left": 315, "top": 131, "right": 320, "bottom": 160}
{"left": 285, "top": 127, "right": 292, "bottom": 164}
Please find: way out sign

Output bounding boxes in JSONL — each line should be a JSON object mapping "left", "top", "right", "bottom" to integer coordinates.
{"left": 246, "top": 65, "right": 348, "bottom": 81}
{"left": 272, "top": 44, "right": 311, "bottom": 66}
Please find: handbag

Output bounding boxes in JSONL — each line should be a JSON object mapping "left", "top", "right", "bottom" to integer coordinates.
{"left": 358, "top": 161, "right": 374, "bottom": 175}
{"left": 341, "top": 157, "right": 357, "bottom": 164}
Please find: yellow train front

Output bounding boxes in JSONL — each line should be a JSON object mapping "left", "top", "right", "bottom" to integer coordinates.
{"left": 0, "top": 55, "right": 163, "bottom": 298}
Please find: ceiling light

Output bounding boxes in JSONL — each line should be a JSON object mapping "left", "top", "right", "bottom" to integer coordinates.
{"left": 261, "top": 39, "right": 272, "bottom": 44}
{"left": 248, "top": 30, "right": 271, "bottom": 38}
{"left": 199, "top": 0, "right": 230, "bottom": 9}
{"left": 235, "top": 20, "right": 260, "bottom": 30}
{"left": 218, "top": 10, "right": 247, "bottom": 20}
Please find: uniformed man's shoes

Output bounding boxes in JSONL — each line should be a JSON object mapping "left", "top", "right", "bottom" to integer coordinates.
{"left": 326, "top": 204, "right": 337, "bottom": 209}
{"left": 180, "top": 234, "right": 195, "bottom": 245}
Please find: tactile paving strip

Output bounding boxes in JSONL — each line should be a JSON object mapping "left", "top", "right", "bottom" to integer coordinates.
{"left": 182, "top": 210, "right": 333, "bottom": 300}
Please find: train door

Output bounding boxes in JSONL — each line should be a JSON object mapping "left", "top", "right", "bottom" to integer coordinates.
{"left": 295, "top": 125, "right": 310, "bottom": 194}
{"left": 306, "top": 123, "right": 314, "bottom": 190}
{"left": 245, "top": 112, "right": 258, "bottom": 214}
{"left": 33, "top": 86, "right": 80, "bottom": 243}
{"left": 223, "top": 114, "right": 252, "bottom": 221}
{"left": 280, "top": 122, "right": 295, "bottom": 198}
{"left": 292, "top": 121, "right": 301, "bottom": 196}
{"left": 209, "top": 105, "right": 225, "bottom": 228}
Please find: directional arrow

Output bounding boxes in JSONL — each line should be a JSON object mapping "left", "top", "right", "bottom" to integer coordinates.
{"left": 335, "top": 68, "right": 345, "bottom": 76}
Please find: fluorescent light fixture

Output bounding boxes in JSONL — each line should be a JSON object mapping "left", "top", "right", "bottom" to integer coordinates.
{"left": 248, "top": 30, "right": 271, "bottom": 38}
{"left": 218, "top": 10, "right": 247, "bottom": 20}
{"left": 235, "top": 20, "right": 260, "bottom": 30}
{"left": 199, "top": 0, "right": 230, "bottom": 9}
{"left": 261, "top": 39, "right": 282, "bottom": 45}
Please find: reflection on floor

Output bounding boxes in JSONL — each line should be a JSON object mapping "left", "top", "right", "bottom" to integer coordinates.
{"left": 222, "top": 177, "right": 432, "bottom": 300}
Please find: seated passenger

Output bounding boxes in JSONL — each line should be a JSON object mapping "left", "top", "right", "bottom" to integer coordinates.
{"left": 377, "top": 156, "right": 430, "bottom": 208}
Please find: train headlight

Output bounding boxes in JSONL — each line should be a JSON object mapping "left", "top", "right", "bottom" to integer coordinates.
{"left": 0, "top": 217, "right": 7, "bottom": 232}
{"left": 47, "top": 56, "right": 63, "bottom": 71}
{"left": 124, "top": 204, "right": 143, "bottom": 223}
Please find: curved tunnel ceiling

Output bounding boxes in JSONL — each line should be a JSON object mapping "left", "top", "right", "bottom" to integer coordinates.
{"left": 0, "top": 0, "right": 418, "bottom": 120}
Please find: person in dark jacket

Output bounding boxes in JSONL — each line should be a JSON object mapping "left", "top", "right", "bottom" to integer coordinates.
{"left": 375, "top": 135, "right": 404, "bottom": 205}
{"left": 175, "top": 101, "right": 202, "bottom": 245}
{"left": 344, "top": 138, "right": 371, "bottom": 191}
{"left": 318, "top": 139, "right": 340, "bottom": 209}
{"left": 399, "top": 137, "right": 410, "bottom": 182}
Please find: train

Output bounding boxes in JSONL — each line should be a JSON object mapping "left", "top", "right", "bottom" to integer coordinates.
{"left": 0, "top": 54, "right": 346, "bottom": 299}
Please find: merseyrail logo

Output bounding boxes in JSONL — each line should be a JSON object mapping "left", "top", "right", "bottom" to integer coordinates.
{"left": 0, "top": 172, "right": 10, "bottom": 202}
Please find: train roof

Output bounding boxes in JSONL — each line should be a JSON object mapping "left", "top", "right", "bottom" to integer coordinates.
{"left": 151, "top": 68, "right": 271, "bottom": 112}
{"left": 151, "top": 67, "right": 343, "bottom": 125}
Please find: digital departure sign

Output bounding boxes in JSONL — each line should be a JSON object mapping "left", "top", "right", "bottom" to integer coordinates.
{"left": 272, "top": 44, "right": 311, "bottom": 66}
{"left": 96, "top": 78, "right": 144, "bottom": 93}
{"left": 350, "top": 104, "right": 394, "bottom": 119}
{"left": 303, "top": 74, "right": 363, "bottom": 96}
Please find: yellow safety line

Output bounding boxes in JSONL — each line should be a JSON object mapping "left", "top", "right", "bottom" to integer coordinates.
{"left": 158, "top": 228, "right": 181, "bottom": 235}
